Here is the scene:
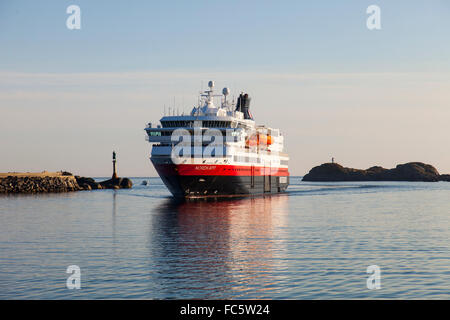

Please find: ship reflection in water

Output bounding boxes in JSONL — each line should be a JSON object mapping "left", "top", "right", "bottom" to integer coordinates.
{"left": 149, "top": 195, "right": 289, "bottom": 299}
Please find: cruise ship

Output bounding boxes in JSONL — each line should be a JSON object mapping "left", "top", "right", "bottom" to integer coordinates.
{"left": 145, "top": 81, "right": 289, "bottom": 198}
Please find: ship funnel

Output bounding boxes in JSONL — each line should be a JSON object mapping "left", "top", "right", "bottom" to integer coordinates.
{"left": 235, "top": 93, "right": 253, "bottom": 120}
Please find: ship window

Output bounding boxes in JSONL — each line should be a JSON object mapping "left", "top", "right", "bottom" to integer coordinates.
{"left": 202, "top": 121, "right": 231, "bottom": 128}
{"left": 150, "top": 131, "right": 161, "bottom": 136}
{"left": 161, "top": 120, "right": 196, "bottom": 128}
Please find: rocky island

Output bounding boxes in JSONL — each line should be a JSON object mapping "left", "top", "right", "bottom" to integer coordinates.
{"left": 302, "top": 162, "right": 450, "bottom": 182}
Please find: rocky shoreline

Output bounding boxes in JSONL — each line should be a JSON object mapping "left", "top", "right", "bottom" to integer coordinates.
{"left": 0, "top": 172, "right": 132, "bottom": 194}
{"left": 302, "top": 162, "right": 450, "bottom": 182}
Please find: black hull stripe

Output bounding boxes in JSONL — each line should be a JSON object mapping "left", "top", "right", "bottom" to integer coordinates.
{"left": 158, "top": 175, "right": 290, "bottom": 198}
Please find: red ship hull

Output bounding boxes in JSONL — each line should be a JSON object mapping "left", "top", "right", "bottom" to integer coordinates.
{"left": 152, "top": 162, "right": 289, "bottom": 198}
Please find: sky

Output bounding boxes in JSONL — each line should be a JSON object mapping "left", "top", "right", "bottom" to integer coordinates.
{"left": 0, "top": 0, "right": 449, "bottom": 177}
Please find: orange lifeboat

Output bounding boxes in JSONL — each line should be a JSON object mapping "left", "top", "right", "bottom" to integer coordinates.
{"left": 257, "top": 134, "right": 273, "bottom": 146}
{"left": 246, "top": 134, "right": 258, "bottom": 147}
{"left": 245, "top": 134, "right": 273, "bottom": 147}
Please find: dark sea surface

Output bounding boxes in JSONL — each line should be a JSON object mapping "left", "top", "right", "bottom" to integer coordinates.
{"left": 0, "top": 177, "right": 449, "bottom": 299}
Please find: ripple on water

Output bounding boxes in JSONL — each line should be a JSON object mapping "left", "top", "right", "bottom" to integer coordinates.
{"left": 0, "top": 178, "right": 449, "bottom": 299}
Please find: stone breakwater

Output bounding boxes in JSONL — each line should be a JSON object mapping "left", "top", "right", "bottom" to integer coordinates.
{"left": 0, "top": 172, "right": 132, "bottom": 194}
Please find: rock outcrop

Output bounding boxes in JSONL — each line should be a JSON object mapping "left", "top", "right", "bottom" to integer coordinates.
{"left": 99, "top": 177, "right": 133, "bottom": 190}
{"left": 303, "top": 162, "right": 448, "bottom": 182}
{"left": 75, "top": 176, "right": 103, "bottom": 190}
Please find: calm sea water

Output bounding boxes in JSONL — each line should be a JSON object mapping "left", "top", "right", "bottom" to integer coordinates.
{"left": 0, "top": 177, "right": 449, "bottom": 299}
